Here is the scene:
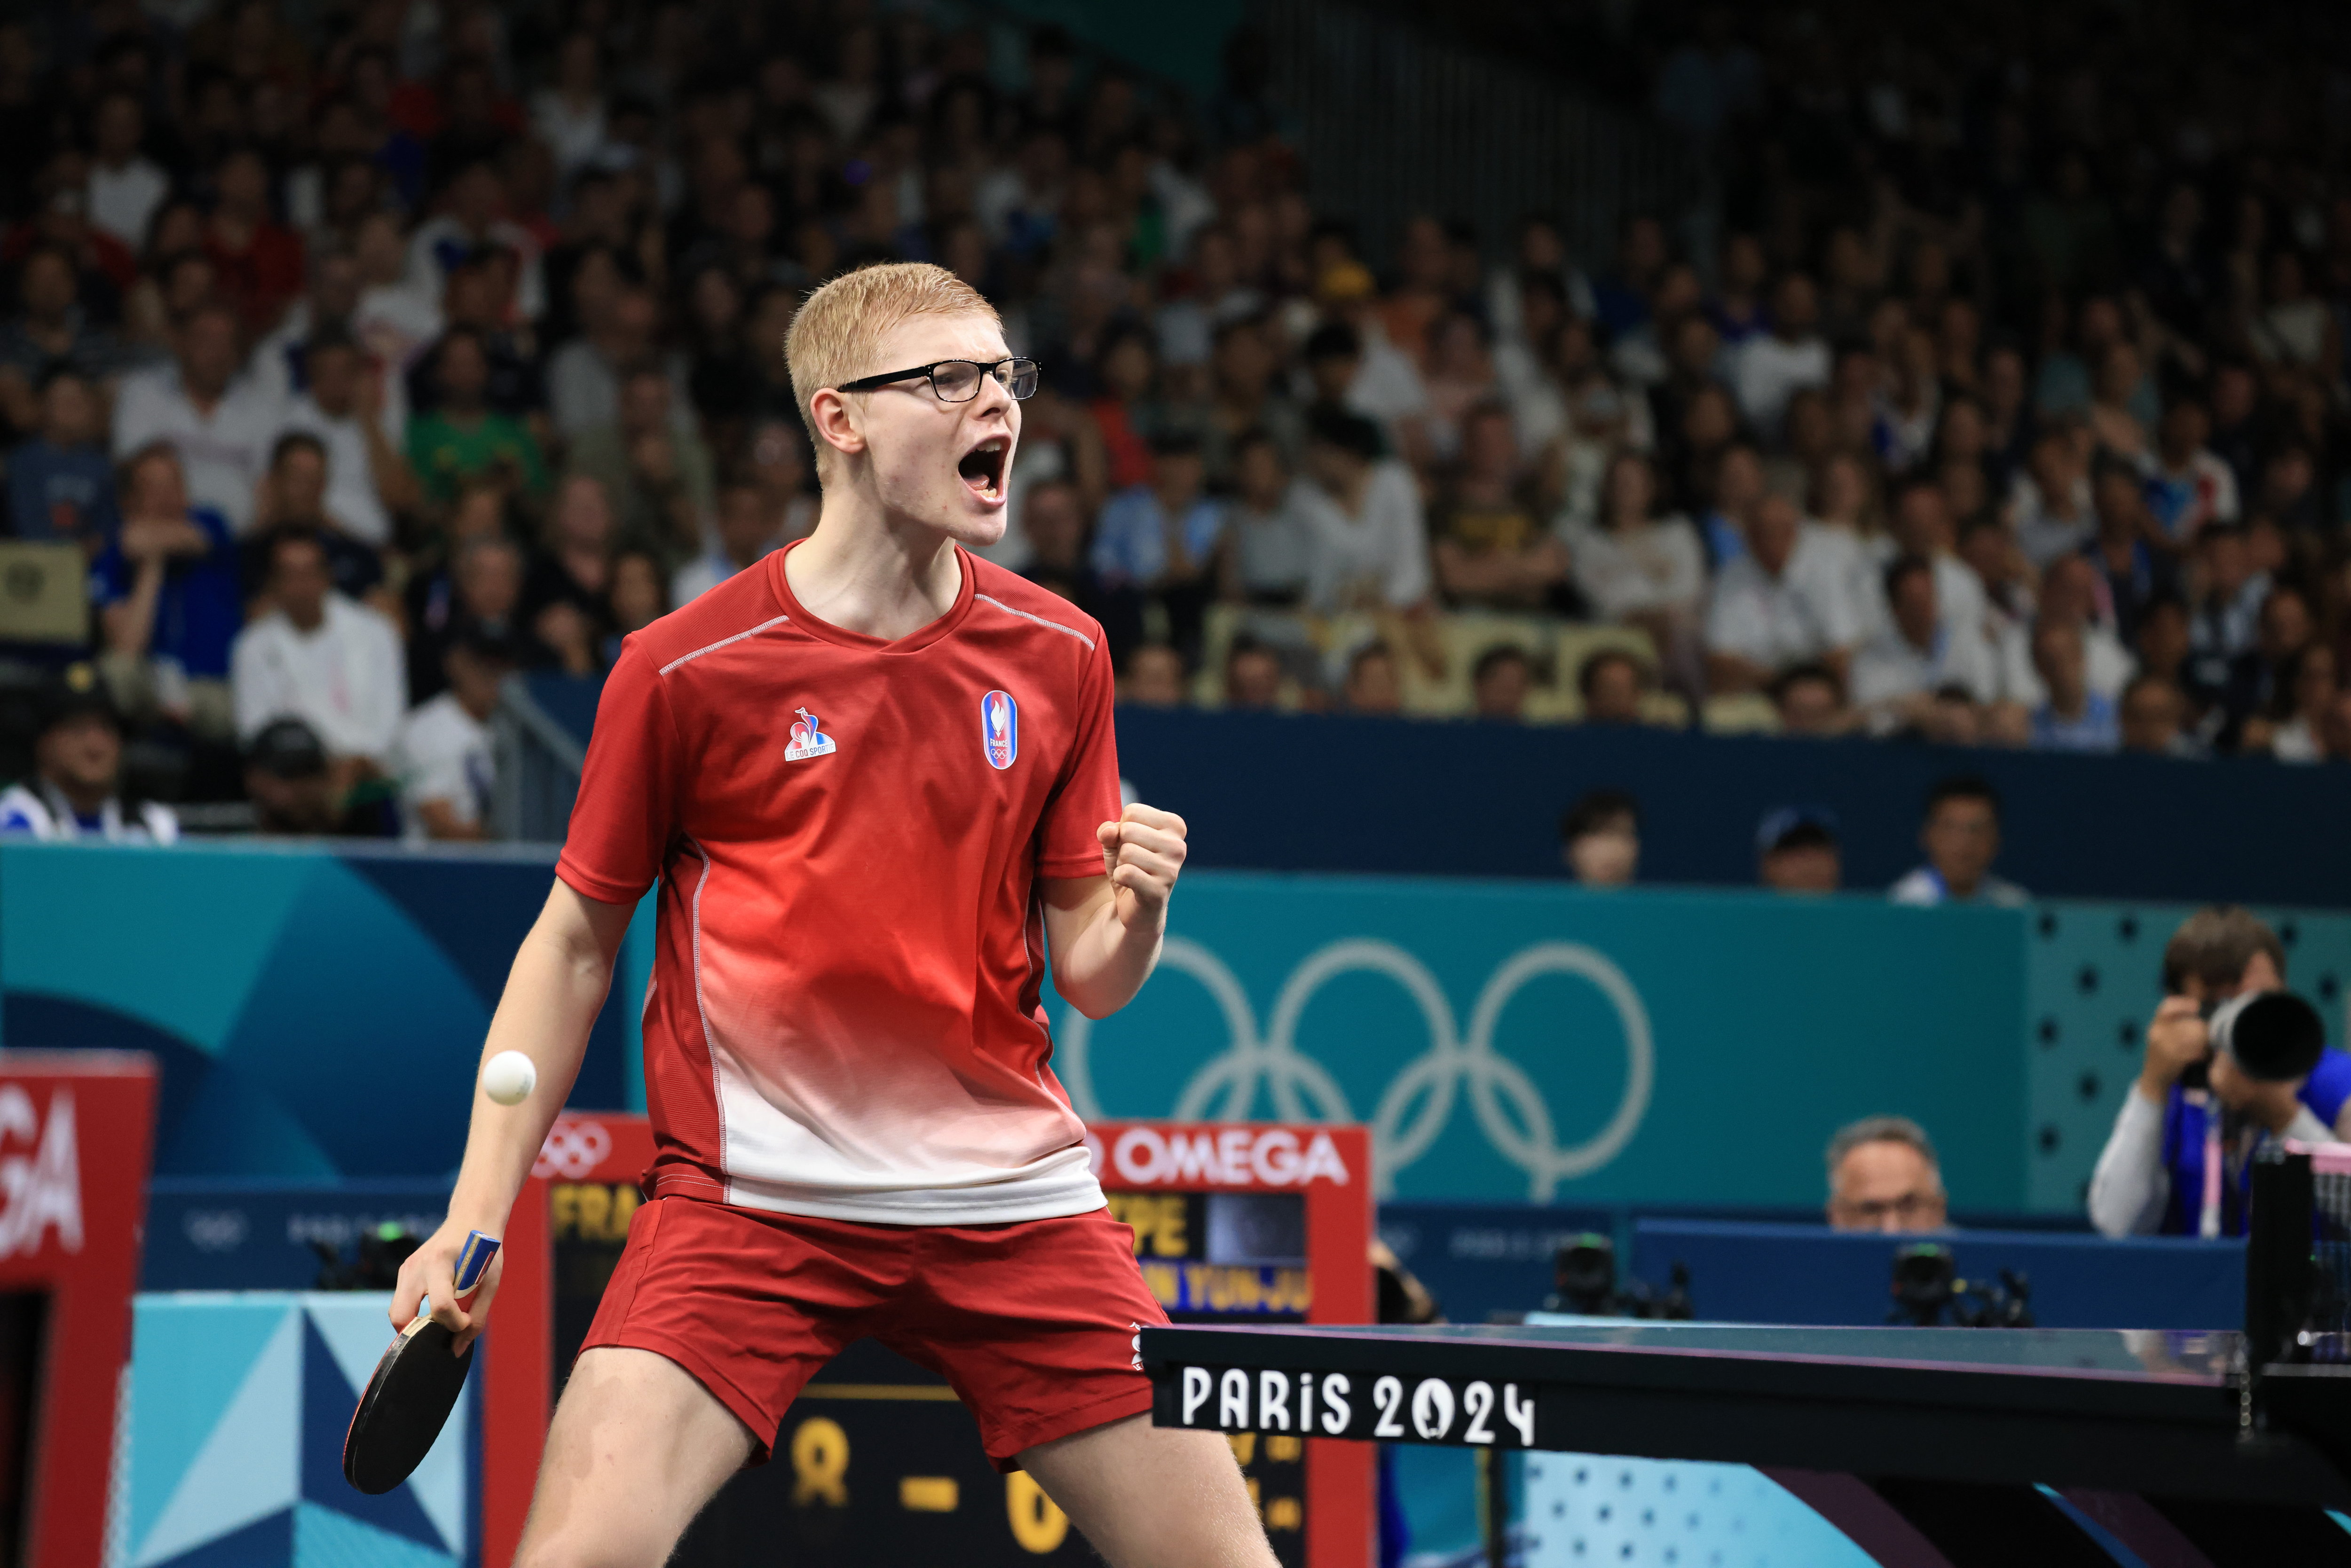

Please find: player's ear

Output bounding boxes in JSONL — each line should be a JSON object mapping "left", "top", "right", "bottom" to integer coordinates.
{"left": 808, "top": 388, "right": 867, "bottom": 465}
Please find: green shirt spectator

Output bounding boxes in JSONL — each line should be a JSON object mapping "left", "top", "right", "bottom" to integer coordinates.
{"left": 406, "top": 328, "right": 550, "bottom": 505}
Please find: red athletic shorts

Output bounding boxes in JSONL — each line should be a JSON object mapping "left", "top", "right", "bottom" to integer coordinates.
{"left": 579, "top": 1196, "right": 1168, "bottom": 1470}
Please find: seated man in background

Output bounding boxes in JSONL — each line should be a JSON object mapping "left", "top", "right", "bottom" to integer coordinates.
{"left": 1703, "top": 492, "right": 1860, "bottom": 694}
{"left": 1825, "top": 1116, "right": 1949, "bottom": 1232}
{"left": 1560, "top": 789, "right": 1640, "bottom": 887}
{"left": 1890, "top": 774, "right": 2028, "bottom": 906}
{"left": 1757, "top": 806, "right": 1840, "bottom": 893}
{"left": 242, "top": 716, "right": 389, "bottom": 836}
{"left": 1342, "top": 641, "right": 1402, "bottom": 715}
{"left": 0, "top": 669, "right": 178, "bottom": 842}
{"left": 2027, "top": 618, "right": 2120, "bottom": 753}
{"left": 92, "top": 441, "right": 241, "bottom": 738}
{"left": 1120, "top": 644, "right": 1190, "bottom": 708}
{"left": 2088, "top": 906, "right": 2351, "bottom": 1237}
{"left": 1770, "top": 662, "right": 1852, "bottom": 736}
{"left": 232, "top": 529, "right": 407, "bottom": 788}
{"left": 1578, "top": 649, "right": 1649, "bottom": 725}
{"left": 671, "top": 481, "right": 784, "bottom": 606}
{"left": 1222, "top": 636, "right": 1283, "bottom": 710}
{"left": 5, "top": 367, "right": 116, "bottom": 548}
{"left": 1470, "top": 643, "right": 1532, "bottom": 721}
{"left": 395, "top": 626, "right": 520, "bottom": 841}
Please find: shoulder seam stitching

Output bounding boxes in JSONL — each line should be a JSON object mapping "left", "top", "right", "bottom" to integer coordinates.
{"left": 973, "top": 593, "right": 1097, "bottom": 651}
{"left": 657, "top": 613, "right": 792, "bottom": 675}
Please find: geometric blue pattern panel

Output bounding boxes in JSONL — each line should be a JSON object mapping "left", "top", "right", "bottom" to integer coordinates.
{"left": 119, "top": 1295, "right": 474, "bottom": 1568}
{"left": 1520, "top": 1453, "right": 1877, "bottom": 1568}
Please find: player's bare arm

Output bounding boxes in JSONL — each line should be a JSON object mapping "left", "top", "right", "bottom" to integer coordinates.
{"left": 1042, "top": 802, "right": 1189, "bottom": 1018}
{"left": 392, "top": 880, "right": 634, "bottom": 1349}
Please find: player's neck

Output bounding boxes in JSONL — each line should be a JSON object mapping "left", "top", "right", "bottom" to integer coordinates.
{"left": 785, "top": 502, "right": 964, "bottom": 642}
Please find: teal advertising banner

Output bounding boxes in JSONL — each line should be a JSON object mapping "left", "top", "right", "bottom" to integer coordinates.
{"left": 8, "top": 842, "right": 2349, "bottom": 1212}
{"left": 1063, "top": 875, "right": 2032, "bottom": 1211}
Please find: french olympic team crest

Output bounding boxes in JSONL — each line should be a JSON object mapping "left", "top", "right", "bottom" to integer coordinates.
{"left": 784, "top": 706, "right": 836, "bottom": 761}
{"left": 981, "top": 689, "right": 1019, "bottom": 769}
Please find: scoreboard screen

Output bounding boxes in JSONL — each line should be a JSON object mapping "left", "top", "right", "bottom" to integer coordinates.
{"left": 502, "top": 1117, "right": 1373, "bottom": 1568}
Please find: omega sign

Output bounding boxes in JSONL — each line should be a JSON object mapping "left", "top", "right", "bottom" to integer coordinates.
{"left": 1096, "top": 1125, "right": 1351, "bottom": 1188}
{"left": 0, "top": 1086, "right": 82, "bottom": 1259}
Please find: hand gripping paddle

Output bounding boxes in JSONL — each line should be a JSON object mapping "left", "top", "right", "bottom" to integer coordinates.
{"left": 343, "top": 1230, "right": 500, "bottom": 1495}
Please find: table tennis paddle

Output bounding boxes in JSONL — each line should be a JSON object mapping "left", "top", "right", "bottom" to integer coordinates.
{"left": 343, "top": 1230, "right": 500, "bottom": 1495}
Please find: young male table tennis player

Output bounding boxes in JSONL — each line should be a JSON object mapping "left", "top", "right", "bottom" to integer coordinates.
{"left": 393, "top": 262, "right": 1274, "bottom": 1568}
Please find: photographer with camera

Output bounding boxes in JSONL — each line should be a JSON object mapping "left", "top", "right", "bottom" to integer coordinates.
{"left": 2088, "top": 906, "right": 2347, "bottom": 1237}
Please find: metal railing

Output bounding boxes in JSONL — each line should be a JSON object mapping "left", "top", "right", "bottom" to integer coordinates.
{"left": 1261, "top": 0, "right": 1702, "bottom": 274}
{"left": 489, "top": 674, "right": 588, "bottom": 843}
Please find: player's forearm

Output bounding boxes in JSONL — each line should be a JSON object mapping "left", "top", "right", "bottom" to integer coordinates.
{"left": 1052, "top": 898, "right": 1164, "bottom": 1019}
{"left": 445, "top": 883, "right": 631, "bottom": 1233}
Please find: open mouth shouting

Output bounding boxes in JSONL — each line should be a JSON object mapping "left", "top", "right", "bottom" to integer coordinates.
{"left": 958, "top": 434, "right": 1011, "bottom": 504}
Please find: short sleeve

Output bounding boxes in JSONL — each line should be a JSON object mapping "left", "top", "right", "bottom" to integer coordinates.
{"left": 554, "top": 640, "right": 683, "bottom": 904}
{"left": 1034, "top": 632, "right": 1123, "bottom": 880}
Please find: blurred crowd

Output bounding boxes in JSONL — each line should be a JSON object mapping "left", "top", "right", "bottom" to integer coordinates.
{"left": 5, "top": 1, "right": 2351, "bottom": 845}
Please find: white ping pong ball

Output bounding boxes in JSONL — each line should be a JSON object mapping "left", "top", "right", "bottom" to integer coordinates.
{"left": 482, "top": 1051, "right": 536, "bottom": 1106}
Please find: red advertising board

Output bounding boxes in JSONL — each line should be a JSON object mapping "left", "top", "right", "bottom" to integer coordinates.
{"left": 489, "top": 1114, "right": 1374, "bottom": 1568}
{"left": 0, "top": 1052, "right": 155, "bottom": 1568}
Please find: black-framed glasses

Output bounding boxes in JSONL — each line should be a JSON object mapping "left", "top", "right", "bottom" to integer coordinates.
{"left": 837, "top": 357, "right": 1040, "bottom": 402}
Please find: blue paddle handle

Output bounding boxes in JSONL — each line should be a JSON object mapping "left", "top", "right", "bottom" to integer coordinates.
{"left": 452, "top": 1230, "right": 500, "bottom": 1296}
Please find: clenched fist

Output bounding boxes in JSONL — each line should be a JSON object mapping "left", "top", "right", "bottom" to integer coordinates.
{"left": 1097, "top": 803, "right": 1188, "bottom": 933}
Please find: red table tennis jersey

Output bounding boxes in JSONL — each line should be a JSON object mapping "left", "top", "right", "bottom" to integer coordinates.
{"left": 557, "top": 542, "right": 1123, "bottom": 1223}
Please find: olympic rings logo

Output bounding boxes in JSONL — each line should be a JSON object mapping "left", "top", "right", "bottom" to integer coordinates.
{"left": 1057, "top": 938, "right": 1654, "bottom": 1201}
{"left": 534, "top": 1119, "right": 614, "bottom": 1180}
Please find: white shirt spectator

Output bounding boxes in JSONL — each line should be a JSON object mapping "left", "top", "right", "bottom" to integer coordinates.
{"left": 1730, "top": 333, "right": 1831, "bottom": 438}
{"left": 1890, "top": 866, "right": 2030, "bottom": 907}
{"left": 1295, "top": 466, "right": 1432, "bottom": 614}
{"left": 394, "top": 691, "right": 494, "bottom": 838}
{"left": 2009, "top": 470, "right": 2097, "bottom": 567}
{"left": 250, "top": 303, "right": 416, "bottom": 441}
{"left": 530, "top": 89, "right": 608, "bottom": 178}
{"left": 111, "top": 366, "right": 284, "bottom": 535}
{"left": 232, "top": 593, "right": 408, "bottom": 763}
{"left": 87, "top": 156, "right": 170, "bottom": 250}
{"left": 2003, "top": 620, "right": 2135, "bottom": 708}
{"left": 1568, "top": 516, "right": 1707, "bottom": 620}
{"left": 1850, "top": 619, "right": 2002, "bottom": 717}
{"left": 1345, "top": 325, "right": 1431, "bottom": 433}
{"left": 0, "top": 781, "right": 177, "bottom": 843}
{"left": 1704, "top": 524, "right": 1863, "bottom": 671}
{"left": 279, "top": 395, "right": 396, "bottom": 547}
{"left": 405, "top": 215, "right": 546, "bottom": 320}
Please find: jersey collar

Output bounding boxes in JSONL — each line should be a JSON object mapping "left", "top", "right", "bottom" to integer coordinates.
{"left": 764, "top": 537, "right": 977, "bottom": 655}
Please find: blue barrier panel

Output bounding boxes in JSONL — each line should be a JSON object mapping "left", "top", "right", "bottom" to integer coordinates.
{"left": 122, "top": 1292, "right": 479, "bottom": 1567}
{"left": 143, "top": 1178, "right": 452, "bottom": 1291}
{"left": 0, "top": 841, "right": 631, "bottom": 1179}
{"left": 1627, "top": 1218, "right": 2246, "bottom": 1331}
{"left": 1114, "top": 705, "right": 2351, "bottom": 907}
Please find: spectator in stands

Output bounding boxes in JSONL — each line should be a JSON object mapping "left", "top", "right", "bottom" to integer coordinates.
{"left": 92, "top": 442, "right": 240, "bottom": 737}
{"left": 1824, "top": 1116, "right": 1948, "bottom": 1233}
{"left": 568, "top": 363, "right": 717, "bottom": 562}
{"left": 1559, "top": 788, "right": 1640, "bottom": 887}
{"left": 1215, "top": 429, "right": 1310, "bottom": 608}
{"left": 1094, "top": 431, "right": 1223, "bottom": 664}
{"left": 203, "top": 148, "right": 306, "bottom": 338}
{"left": 248, "top": 433, "right": 388, "bottom": 611}
{"left": 1342, "top": 642, "right": 1403, "bottom": 715}
{"left": 2146, "top": 400, "right": 2238, "bottom": 545}
{"left": 1704, "top": 492, "right": 1860, "bottom": 693}
{"left": 5, "top": 368, "right": 115, "bottom": 546}
{"left": 279, "top": 327, "right": 414, "bottom": 551}
{"left": 2008, "top": 429, "right": 2094, "bottom": 569}
{"left": 1891, "top": 775, "right": 2028, "bottom": 907}
{"left": 242, "top": 716, "right": 366, "bottom": 836}
{"left": 2091, "top": 907, "right": 2351, "bottom": 1237}
{"left": 2086, "top": 465, "right": 2177, "bottom": 646}
{"left": 1570, "top": 450, "right": 1705, "bottom": 686}
{"left": 1223, "top": 637, "right": 1283, "bottom": 710}
{"left": 1850, "top": 556, "right": 2000, "bottom": 735}
{"left": 111, "top": 300, "right": 280, "bottom": 534}
{"left": 407, "top": 327, "right": 550, "bottom": 509}
{"left": 0, "top": 669, "right": 177, "bottom": 842}
{"left": 1578, "top": 649, "right": 1648, "bottom": 725}
{"left": 1430, "top": 403, "right": 1568, "bottom": 611}
{"left": 1730, "top": 272, "right": 1830, "bottom": 440}
{"left": 1295, "top": 405, "right": 1432, "bottom": 616}
{"left": 2119, "top": 675, "right": 2200, "bottom": 759}
{"left": 672, "top": 482, "right": 782, "bottom": 607}
{"left": 2028, "top": 620, "right": 2120, "bottom": 753}
{"left": 1771, "top": 663, "right": 1852, "bottom": 736}
{"left": 84, "top": 90, "right": 166, "bottom": 252}
{"left": 0, "top": 245, "right": 121, "bottom": 433}
{"left": 1015, "top": 477, "right": 1101, "bottom": 614}
{"left": 231, "top": 530, "right": 407, "bottom": 779}
{"left": 1758, "top": 807, "right": 1840, "bottom": 894}
{"left": 1121, "top": 644, "right": 1189, "bottom": 708}
{"left": 394, "top": 625, "right": 520, "bottom": 842}
{"left": 1470, "top": 644, "right": 1532, "bottom": 721}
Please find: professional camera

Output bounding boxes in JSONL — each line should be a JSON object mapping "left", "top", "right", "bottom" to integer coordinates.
{"left": 1543, "top": 1233, "right": 1694, "bottom": 1319}
{"left": 1887, "top": 1242, "right": 2033, "bottom": 1327}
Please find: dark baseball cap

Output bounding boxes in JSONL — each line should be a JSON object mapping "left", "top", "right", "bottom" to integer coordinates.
{"left": 1757, "top": 805, "right": 1840, "bottom": 856}
{"left": 37, "top": 664, "right": 122, "bottom": 738}
{"left": 246, "top": 717, "right": 328, "bottom": 779}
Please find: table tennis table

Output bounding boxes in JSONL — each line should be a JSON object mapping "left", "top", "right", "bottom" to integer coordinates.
{"left": 1141, "top": 1320, "right": 2351, "bottom": 1567}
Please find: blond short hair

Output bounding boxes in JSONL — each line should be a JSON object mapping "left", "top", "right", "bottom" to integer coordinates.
{"left": 783, "top": 262, "right": 1001, "bottom": 479}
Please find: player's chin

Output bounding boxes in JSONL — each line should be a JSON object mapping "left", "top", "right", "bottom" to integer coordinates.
{"left": 934, "top": 497, "right": 1010, "bottom": 546}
